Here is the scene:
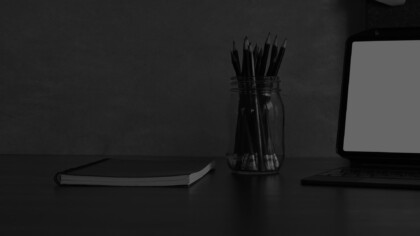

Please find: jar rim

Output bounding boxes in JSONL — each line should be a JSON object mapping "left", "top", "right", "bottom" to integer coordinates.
{"left": 230, "top": 76, "right": 280, "bottom": 81}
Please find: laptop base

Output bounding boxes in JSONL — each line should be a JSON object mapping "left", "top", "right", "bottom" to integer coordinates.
{"left": 302, "top": 167, "right": 420, "bottom": 190}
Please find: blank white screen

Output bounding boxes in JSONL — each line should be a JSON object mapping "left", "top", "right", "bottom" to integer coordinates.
{"left": 344, "top": 40, "right": 420, "bottom": 153}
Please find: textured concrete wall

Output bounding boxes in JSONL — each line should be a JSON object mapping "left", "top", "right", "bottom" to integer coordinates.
{"left": 0, "top": 0, "right": 365, "bottom": 157}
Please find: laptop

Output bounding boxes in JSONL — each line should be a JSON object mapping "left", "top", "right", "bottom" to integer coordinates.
{"left": 301, "top": 28, "right": 420, "bottom": 189}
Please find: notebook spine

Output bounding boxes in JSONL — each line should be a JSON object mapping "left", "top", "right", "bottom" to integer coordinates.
{"left": 54, "top": 158, "right": 110, "bottom": 185}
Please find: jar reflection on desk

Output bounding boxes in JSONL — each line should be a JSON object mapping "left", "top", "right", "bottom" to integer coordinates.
{"left": 226, "top": 76, "right": 285, "bottom": 174}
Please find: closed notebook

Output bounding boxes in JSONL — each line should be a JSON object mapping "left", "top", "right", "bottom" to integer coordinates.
{"left": 54, "top": 158, "right": 215, "bottom": 186}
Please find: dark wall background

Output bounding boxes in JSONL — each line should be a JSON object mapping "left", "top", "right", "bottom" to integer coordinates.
{"left": 0, "top": 0, "right": 365, "bottom": 157}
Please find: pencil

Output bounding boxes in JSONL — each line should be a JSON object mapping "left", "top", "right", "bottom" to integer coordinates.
{"left": 249, "top": 44, "right": 266, "bottom": 171}
{"left": 231, "top": 51, "right": 241, "bottom": 76}
{"left": 273, "top": 38, "right": 287, "bottom": 76}
{"left": 253, "top": 44, "right": 259, "bottom": 61}
{"left": 267, "top": 35, "right": 278, "bottom": 76}
{"left": 242, "top": 37, "right": 249, "bottom": 77}
{"left": 245, "top": 38, "right": 253, "bottom": 77}
{"left": 249, "top": 43, "right": 256, "bottom": 77}
{"left": 232, "top": 41, "right": 241, "bottom": 75}
{"left": 258, "top": 33, "right": 271, "bottom": 76}
{"left": 254, "top": 46, "right": 262, "bottom": 78}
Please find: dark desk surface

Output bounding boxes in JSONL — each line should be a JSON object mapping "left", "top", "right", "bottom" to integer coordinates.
{"left": 2, "top": 156, "right": 420, "bottom": 236}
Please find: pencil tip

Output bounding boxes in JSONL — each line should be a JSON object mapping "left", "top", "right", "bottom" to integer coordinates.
{"left": 266, "top": 33, "right": 271, "bottom": 43}
{"left": 282, "top": 38, "right": 288, "bottom": 47}
{"left": 244, "top": 37, "right": 250, "bottom": 45}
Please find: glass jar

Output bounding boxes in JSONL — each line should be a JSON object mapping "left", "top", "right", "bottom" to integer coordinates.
{"left": 227, "top": 76, "right": 285, "bottom": 174}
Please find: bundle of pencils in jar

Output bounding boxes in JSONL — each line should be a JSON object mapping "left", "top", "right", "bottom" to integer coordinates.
{"left": 228, "top": 33, "right": 287, "bottom": 174}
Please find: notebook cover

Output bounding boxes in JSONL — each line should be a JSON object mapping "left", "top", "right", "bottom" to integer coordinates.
{"left": 54, "top": 158, "right": 215, "bottom": 185}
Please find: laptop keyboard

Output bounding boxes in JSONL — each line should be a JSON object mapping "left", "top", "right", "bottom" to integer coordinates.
{"left": 302, "top": 167, "right": 420, "bottom": 189}
{"left": 319, "top": 167, "right": 420, "bottom": 180}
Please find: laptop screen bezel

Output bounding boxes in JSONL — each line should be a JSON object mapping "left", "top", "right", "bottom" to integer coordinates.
{"left": 337, "top": 28, "right": 420, "bottom": 162}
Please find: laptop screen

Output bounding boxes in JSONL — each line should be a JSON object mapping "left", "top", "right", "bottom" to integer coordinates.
{"left": 343, "top": 40, "right": 420, "bottom": 153}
